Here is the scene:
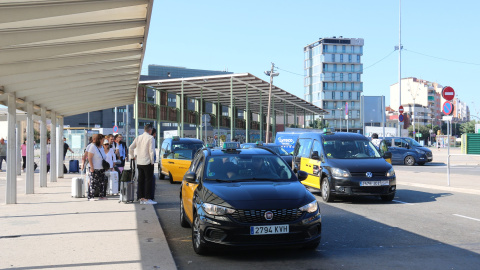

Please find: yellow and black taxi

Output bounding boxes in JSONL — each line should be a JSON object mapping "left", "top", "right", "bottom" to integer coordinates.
{"left": 180, "top": 142, "right": 322, "bottom": 254}
{"left": 159, "top": 136, "right": 204, "bottom": 183}
{"left": 293, "top": 132, "right": 396, "bottom": 202}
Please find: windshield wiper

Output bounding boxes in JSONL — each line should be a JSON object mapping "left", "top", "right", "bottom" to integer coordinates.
{"left": 205, "top": 178, "right": 233, "bottom": 182}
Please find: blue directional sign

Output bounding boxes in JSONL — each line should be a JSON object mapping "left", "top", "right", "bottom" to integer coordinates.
{"left": 443, "top": 101, "right": 454, "bottom": 115}
{"left": 399, "top": 114, "right": 404, "bottom": 122}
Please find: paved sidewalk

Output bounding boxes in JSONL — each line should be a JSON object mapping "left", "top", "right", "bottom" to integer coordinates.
{"left": 0, "top": 170, "right": 176, "bottom": 270}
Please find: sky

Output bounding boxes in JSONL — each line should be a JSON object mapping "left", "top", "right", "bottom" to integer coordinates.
{"left": 141, "top": 0, "right": 480, "bottom": 119}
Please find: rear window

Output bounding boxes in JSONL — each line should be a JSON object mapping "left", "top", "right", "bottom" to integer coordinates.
{"left": 167, "top": 143, "right": 203, "bottom": 160}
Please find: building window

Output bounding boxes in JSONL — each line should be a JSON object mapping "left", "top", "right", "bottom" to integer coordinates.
{"left": 351, "top": 64, "right": 354, "bottom": 72}
{"left": 342, "top": 45, "right": 346, "bottom": 53}
{"left": 340, "top": 92, "right": 344, "bottom": 99}
{"left": 357, "top": 55, "right": 360, "bottom": 63}
{"left": 348, "top": 55, "right": 352, "bottom": 63}
{"left": 323, "top": 101, "right": 328, "bottom": 108}
{"left": 333, "top": 82, "right": 337, "bottom": 90}
{"left": 332, "top": 91, "right": 335, "bottom": 99}
{"left": 331, "top": 73, "right": 335, "bottom": 81}
{"left": 332, "top": 110, "right": 335, "bottom": 117}
{"left": 342, "top": 64, "right": 346, "bottom": 71}
{"left": 351, "top": 83, "right": 354, "bottom": 90}
{"left": 342, "top": 82, "right": 346, "bottom": 90}
{"left": 317, "top": 93, "right": 320, "bottom": 100}
{"left": 348, "top": 92, "right": 352, "bottom": 99}
{"left": 340, "top": 54, "right": 344, "bottom": 63}
{"left": 357, "top": 92, "right": 360, "bottom": 100}
{"left": 331, "top": 54, "right": 335, "bottom": 62}
{"left": 333, "top": 102, "right": 337, "bottom": 108}
{"left": 340, "top": 73, "right": 344, "bottom": 81}
{"left": 351, "top": 101, "right": 355, "bottom": 108}
{"left": 323, "top": 82, "right": 328, "bottom": 89}
{"left": 357, "top": 73, "right": 360, "bottom": 81}
{"left": 323, "top": 63, "right": 327, "bottom": 70}
{"left": 348, "top": 73, "right": 352, "bottom": 81}
{"left": 351, "top": 46, "right": 354, "bottom": 52}
{"left": 333, "top": 45, "right": 337, "bottom": 52}
{"left": 323, "top": 45, "right": 327, "bottom": 52}
{"left": 333, "top": 64, "right": 337, "bottom": 71}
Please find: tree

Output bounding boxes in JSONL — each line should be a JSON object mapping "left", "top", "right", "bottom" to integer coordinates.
{"left": 309, "top": 118, "right": 329, "bottom": 130}
{"left": 460, "top": 121, "right": 478, "bottom": 134}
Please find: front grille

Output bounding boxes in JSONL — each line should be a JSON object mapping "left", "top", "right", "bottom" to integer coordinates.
{"left": 426, "top": 152, "right": 433, "bottom": 157}
{"left": 230, "top": 209, "right": 303, "bottom": 224}
{"left": 350, "top": 172, "right": 386, "bottom": 177}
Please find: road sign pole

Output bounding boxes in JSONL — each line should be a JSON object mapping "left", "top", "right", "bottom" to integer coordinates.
{"left": 447, "top": 119, "right": 451, "bottom": 186}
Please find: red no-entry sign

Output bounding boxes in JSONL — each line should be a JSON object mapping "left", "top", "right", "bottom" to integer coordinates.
{"left": 399, "top": 106, "right": 404, "bottom": 114}
{"left": 442, "top": 86, "right": 455, "bottom": 101}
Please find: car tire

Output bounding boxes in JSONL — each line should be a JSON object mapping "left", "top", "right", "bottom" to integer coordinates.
{"left": 158, "top": 164, "right": 165, "bottom": 180}
{"left": 192, "top": 213, "right": 209, "bottom": 255}
{"left": 381, "top": 193, "right": 395, "bottom": 202}
{"left": 321, "top": 177, "right": 334, "bottom": 202}
{"left": 180, "top": 197, "right": 190, "bottom": 228}
{"left": 404, "top": 155, "right": 415, "bottom": 166}
{"left": 169, "top": 172, "right": 174, "bottom": 184}
{"left": 303, "top": 239, "right": 320, "bottom": 250}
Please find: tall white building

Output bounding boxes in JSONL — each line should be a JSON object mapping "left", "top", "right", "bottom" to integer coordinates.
{"left": 304, "top": 37, "right": 364, "bottom": 132}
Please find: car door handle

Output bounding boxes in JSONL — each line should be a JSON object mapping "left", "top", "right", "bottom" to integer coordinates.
{"left": 168, "top": 161, "right": 174, "bottom": 164}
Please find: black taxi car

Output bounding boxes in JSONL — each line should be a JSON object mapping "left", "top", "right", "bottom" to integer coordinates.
{"left": 293, "top": 132, "right": 396, "bottom": 202}
{"left": 180, "top": 142, "right": 322, "bottom": 254}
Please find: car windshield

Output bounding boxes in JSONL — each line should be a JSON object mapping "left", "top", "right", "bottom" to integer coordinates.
{"left": 264, "top": 145, "right": 290, "bottom": 156}
{"left": 171, "top": 143, "right": 204, "bottom": 160}
{"left": 403, "top": 137, "right": 422, "bottom": 147}
{"left": 204, "top": 155, "right": 294, "bottom": 181}
{"left": 323, "top": 139, "right": 382, "bottom": 159}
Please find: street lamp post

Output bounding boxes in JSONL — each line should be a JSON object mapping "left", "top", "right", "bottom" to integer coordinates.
{"left": 265, "top": 63, "right": 279, "bottom": 144}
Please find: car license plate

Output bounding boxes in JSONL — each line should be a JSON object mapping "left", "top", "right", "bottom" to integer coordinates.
{"left": 360, "top": 180, "right": 390, "bottom": 186}
{"left": 250, "top": 225, "right": 289, "bottom": 235}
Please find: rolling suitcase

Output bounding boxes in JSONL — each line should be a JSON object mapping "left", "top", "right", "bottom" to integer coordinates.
{"left": 119, "top": 159, "right": 136, "bottom": 203}
{"left": 107, "top": 171, "right": 119, "bottom": 195}
{"left": 69, "top": 159, "right": 80, "bottom": 173}
{"left": 71, "top": 175, "right": 85, "bottom": 198}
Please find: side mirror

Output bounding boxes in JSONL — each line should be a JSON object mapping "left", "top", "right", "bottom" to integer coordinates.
{"left": 383, "top": 152, "right": 392, "bottom": 159}
{"left": 184, "top": 172, "right": 196, "bottom": 183}
{"left": 297, "top": 170, "right": 308, "bottom": 181}
{"left": 311, "top": 151, "right": 320, "bottom": 160}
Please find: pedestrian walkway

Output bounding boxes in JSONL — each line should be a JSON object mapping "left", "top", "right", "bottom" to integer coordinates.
{"left": 0, "top": 170, "right": 176, "bottom": 270}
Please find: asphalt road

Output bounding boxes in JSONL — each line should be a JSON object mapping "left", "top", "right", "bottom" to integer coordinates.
{"left": 153, "top": 174, "right": 480, "bottom": 270}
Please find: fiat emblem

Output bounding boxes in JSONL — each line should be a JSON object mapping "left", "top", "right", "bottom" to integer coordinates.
{"left": 264, "top": 211, "right": 274, "bottom": 220}
{"left": 366, "top": 172, "right": 373, "bottom": 178}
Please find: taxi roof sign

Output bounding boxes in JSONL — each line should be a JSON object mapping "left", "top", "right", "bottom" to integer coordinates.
{"left": 172, "top": 136, "right": 180, "bottom": 141}
{"left": 256, "top": 141, "right": 264, "bottom": 146}
{"left": 223, "top": 142, "right": 240, "bottom": 150}
{"left": 205, "top": 143, "right": 215, "bottom": 148}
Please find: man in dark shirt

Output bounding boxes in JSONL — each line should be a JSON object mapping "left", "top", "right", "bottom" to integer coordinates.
{"left": 63, "top": 137, "right": 73, "bottom": 160}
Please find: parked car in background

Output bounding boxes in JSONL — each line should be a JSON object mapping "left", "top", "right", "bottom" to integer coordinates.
{"left": 240, "top": 142, "right": 293, "bottom": 167}
{"left": 382, "top": 137, "right": 433, "bottom": 166}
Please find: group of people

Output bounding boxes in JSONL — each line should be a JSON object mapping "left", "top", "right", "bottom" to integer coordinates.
{"left": 82, "top": 133, "right": 128, "bottom": 201}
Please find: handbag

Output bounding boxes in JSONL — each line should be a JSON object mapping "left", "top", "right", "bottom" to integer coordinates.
{"left": 120, "top": 160, "right": 135, "bottom": 182}
{"left": 96, "top": 147, "right": 111, "bottom": 171}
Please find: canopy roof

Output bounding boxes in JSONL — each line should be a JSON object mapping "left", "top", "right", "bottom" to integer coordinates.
{"left": 140, "top": 73, "right": 328, "bottom": 116}
{"left": 0, "top": 0, "right": 153, "bottom": 118}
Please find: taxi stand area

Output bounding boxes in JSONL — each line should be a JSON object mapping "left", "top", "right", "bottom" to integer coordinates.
{"left": 137, "top": 73, "right": 328, "bottom": 147}
{"left": 0, "top": 0, "right": 153, "bottom": 204}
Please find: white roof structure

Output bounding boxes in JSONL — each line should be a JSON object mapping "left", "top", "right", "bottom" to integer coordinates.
{"left": 141, "top": 73, "right": 328, "bottom": 116}
{"left": 0, "top": 0, "right": 154, "bottom": 117}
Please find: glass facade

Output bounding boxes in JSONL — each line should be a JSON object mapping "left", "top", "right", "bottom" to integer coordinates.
{"left": 304, "top": 37, "right": 364, "bottom": 131}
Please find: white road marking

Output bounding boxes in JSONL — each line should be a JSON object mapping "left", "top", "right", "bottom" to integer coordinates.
{"left": 392, "top": 200, "right": 415, "bottom": 205}
{"left": 453, "top": 214, "right": 480, "bottom": 222}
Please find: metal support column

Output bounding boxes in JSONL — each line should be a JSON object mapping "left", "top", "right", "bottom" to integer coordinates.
{"left": 26, "top": 102, "right": 34, "bottom": 194}
{"left": 259, "top": 91, "right": 263, "bottom": 142}
{"left": 283, "top": 100, "right": 287, "bottom": 131}
{"left": 6, "top": 93, "right": 17, "bottom": 204}
{"left": 200, "top": 88, "right": 203, "bottom": 142}
{"left": 230, "top": 77, "right": 234, "bottom": 141}
{"left": 40, "top": 107, "right": 47, "bottom": 187}
{"left": 181, "top": 80, "right": 184, "bottom": 137}
{"left": 16, "top": 121, "right": 21, "bottom": 176}
{"left": 135, "top": 87, "right": 139, "bottom": 138}
{"left": 294, "top": 106, "right": 297, "bottom": 127}
{"left": 303, "top": 109, "right": 306, "bottom": 128}
{"left": 195, "top": 98, "right": 200, "bottom": 139}
{"left": 58, "top": 116, "right": 64, "bottom": 178}
{"left": 217, "top": 94, "right": 220, "bottom": 136}
{"left": 246, "top": 86, "right": 249, "bottom": 143}
{"left": 155, "top": 90, "right": 161, "bottom": 149}
{"left": 272, "top": 98, "right": 276, "bottom": 140}
{"left": 50, "top": 111, "right": 57, "bottom": 182}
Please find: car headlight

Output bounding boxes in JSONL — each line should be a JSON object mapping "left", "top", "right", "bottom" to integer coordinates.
{"left": 202, "top": 203, "right": 235, "bottom": 216}
{"left": 299, "top": 200, "right": 319, "bottom": 213}
{"left": 386, "top": 167, "right": 395, "bottom": 177}
{"left": 331, "top": 167, "right": 350, "bottom": 178}
{"left": 415, "top": 149, "right": 425, "bottom": 154}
